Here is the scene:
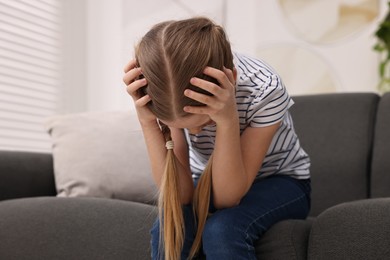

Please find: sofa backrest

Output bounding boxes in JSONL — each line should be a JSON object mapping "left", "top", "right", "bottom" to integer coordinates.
{"left": 371, "top": 92, "right": 390, "bottom": 198}
{"left": 290, "top": 93, "right": 379, "bottom": 216}
{"left": 0, "top": 151, "right": 56, "bottom": 201}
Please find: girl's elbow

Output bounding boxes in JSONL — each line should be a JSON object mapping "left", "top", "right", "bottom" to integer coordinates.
{"left": 213, "top": 197, "right": 241, "bottom": 210}
{"left": 181, "top": 188, "right": 194, "bottom": 205}
{"left": 212, "top": 185, "right": 247, "bottom": 209}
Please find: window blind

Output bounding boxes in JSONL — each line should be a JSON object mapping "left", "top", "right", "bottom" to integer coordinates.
{"left": 0, "top": 0, "right": 62, "bottom": 153}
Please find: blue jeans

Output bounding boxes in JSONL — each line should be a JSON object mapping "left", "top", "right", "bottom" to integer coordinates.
{"left": 151, "top": 175, "right": 311, "bottom": 259}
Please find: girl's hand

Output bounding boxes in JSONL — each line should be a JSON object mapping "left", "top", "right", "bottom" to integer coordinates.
{"left": 183, "top": 67, "right": 239, "bottom": 127}
{"left": 123, "top": 59, "right": 156, "bottom": 127}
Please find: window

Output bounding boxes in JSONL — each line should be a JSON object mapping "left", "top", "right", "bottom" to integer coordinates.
{"left": 0, "top": 0, "right": 63, "bottom": 152}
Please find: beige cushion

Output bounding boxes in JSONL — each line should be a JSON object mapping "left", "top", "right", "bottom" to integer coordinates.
{"left": 44, "top": 111, "right": 157, "bottom": 204}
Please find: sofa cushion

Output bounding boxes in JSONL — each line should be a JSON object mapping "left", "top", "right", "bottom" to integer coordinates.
{"left": 290, "top": 93, "right": 379, "bottom": 216}
{"left": 371, "top": 92, "right": 390, "bottom": 197}
{"left": 255, "top": 218, "right": 313, "bottom": 260}
{"left": 308, "top": 198, "right": 390, "bottom": 260}
{"left": 44, "top": 111, "right": 157, "bottom": 204}
{"left": 0, "top": 197, "right": 157, "bottom": 260}
{"left": 0, "top": 151, "right": 56, "bottom": 200}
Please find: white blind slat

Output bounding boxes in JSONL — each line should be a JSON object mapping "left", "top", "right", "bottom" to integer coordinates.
{"left": 0, "top": 0, "right": 60, "bottom": 23}
{"left": 0, "top": 10, "right": 61, "bottom": 39}
{"left": 0, "top": 93, "right": 57, "bottom": 110}
{"left": 0, "top": 45, "right": 60, "bottom": 70}
{"left": 0, "top": 65, "right": 60, "bottom": 87}
{"left": 0, "top": 2, "right": 60, "bottom": 31}
{"left": 0, "top": 100, "right": 56, "bottom": 117}
{"left": 0, "top": 57, "right": 60, "bottom": 79}
{"left": 0, "top": 118, "right": 48, "bottom": 133}
{"left": 17, "top": 0, "right": 61, "bottom": 16}
{"left": 0, "top": 110, "right": 51, "bottom": 124}
{"left": 0, "top": 20, "right": 59, "bottom": 46}
{"left": 0, "top": 128, "right": 50, "bottom": 141}
{"left": 0, "top": 74, "right": 59, "bottom": 94}
{"left": 0, "top": 86, "right": 57, "bottom": 102}
{"left": 0, "top": 0, "right": 63, "bottom": 152}
{"left": 0, "top": 137, "right": 51, "bottom": 151}
{"left": 0, "top": 37, "right": 60, "bottom": 62}
{"left": 0, "top": 30, "right": 60, "bottom": 55}
{"left": 36, "top": 0, "right": 61, "bottom": 10}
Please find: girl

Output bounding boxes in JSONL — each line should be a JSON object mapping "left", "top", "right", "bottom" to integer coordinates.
{"left": 123, "top": 17, "right": 311, "bottom": 260}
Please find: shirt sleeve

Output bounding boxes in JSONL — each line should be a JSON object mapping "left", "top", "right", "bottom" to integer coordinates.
{"left": 248, "top": 74, "right": 294, "bottom": 127}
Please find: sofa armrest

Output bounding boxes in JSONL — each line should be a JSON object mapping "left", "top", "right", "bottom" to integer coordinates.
{"left": 256, "top": 218, "right": 313, "bottom": 260}
{"left": 0, "top": 197, "right": 157, "bottom": 260}
{"left": 0, "top": 151, "right": 56, "bottom": 200}
{"left": 308, "top": 198, "right": 390, "bottom": 260}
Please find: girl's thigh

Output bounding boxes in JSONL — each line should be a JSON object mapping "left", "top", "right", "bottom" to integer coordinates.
{"left": 205, "top": 175, "right": 311, "bottom": 242}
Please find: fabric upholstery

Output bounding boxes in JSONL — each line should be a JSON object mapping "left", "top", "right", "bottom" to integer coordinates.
{"left": 0, "top": 151, "right": 56, "bottom": 200}
{"left": 1, "top": 92, "right": 388, "bottom": 260}
{"left": 290, "top": 93, "right": 379, "bottom": 216}
{"left": 44, "top": 111, "right": 157, "bottom": 204}
{"left": 255, "top": 219, "right": 313, "bottom": 260}
{"left": 371, "top": 92, "right": 390, "bottom": 198}
{"left": 308, "top": 198, "right": 390, "bottom": 260}
{"left": 0, "top": 197, "right": 157, "bottom": 260}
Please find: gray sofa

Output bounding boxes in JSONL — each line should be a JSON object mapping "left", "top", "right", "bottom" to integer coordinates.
{"left": 1, "top": 93, "right": 390, "bottom": 260}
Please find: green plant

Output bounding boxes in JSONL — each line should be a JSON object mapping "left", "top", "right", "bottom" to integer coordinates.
{"left": 374, "top": 2, "right": 390, "bottom": 93}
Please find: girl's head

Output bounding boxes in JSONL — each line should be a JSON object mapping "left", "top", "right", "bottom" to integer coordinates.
{"left": 135, "top": 17, "right": 234, "bottom": 127}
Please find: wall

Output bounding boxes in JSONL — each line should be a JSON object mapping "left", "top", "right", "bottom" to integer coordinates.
{"left": 252, "top": 0, "right": 383, "bottom": 95}
{"left": 62, "top": 0, "right": 87, "bottom": 113}
{"left": 78, "top": 0, "right": 386, "bottom": 112}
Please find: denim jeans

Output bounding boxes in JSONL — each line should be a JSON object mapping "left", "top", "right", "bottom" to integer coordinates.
{"left": 151, "top": 175, "right": 311, "bottom": 259}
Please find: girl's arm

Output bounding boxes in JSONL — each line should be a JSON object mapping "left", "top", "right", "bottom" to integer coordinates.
{"left": 170, "top": 127, "right": 194, "bottom": 203}
{"left": 123, "top": 59, "right": 193, "bottom": 204}
{"left": 184, "top": 66, "right": 281, "bottom": 209}
{"left": 212, "top": 120, "right": 280, "bottom": 209}
{"left": 141, "top": 124, "right": 194, "bottom": 204}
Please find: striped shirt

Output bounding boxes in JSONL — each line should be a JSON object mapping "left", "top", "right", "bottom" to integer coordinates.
{"left": 185, "top": 52, "right": 311, "bottom": 180}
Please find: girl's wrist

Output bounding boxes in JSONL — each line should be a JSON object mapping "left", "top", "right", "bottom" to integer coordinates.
{"left": 215, "top": 113, "right": 240, "bottom": 130}
{"left": 139, "top": 118, "right": 160, "bottom": 130}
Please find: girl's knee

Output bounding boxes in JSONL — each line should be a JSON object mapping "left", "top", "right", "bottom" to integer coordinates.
{"left": 150, "top": 218, "right": 160, "bottom": 237}
{"left": 150, "top": 218, "right": 161, "bottom": 260}
{"left": 150, "top": 205, "right": 196, "bottom": 259}
{"left": 150, "top": 204, "right": 194, "bottom": 238}
{"left": 202, "top": 213, "right": 244, "bottom": 246}
{"left": 202, "top": 212, "right": 257, "bottom": 258}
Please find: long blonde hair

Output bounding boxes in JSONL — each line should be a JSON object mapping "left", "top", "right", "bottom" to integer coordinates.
{"left": 135, "top": 17, "right": 234, "bottom": 259}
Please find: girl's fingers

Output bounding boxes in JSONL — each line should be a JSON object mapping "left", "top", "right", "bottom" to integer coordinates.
{"left": 188, "top": 66, "right": 232, "bottom": 96}
{"left": 203, "top": 66, "right": 231, "bottom": 89}
{"left": 223, "top": 67, "right": 235, "bottom": 85}
{"left": 126, "top": 78, "right": 147, "bottom": 99}
{"left": 135, "top": 94, "right": 152, "bottom": 107}
{"left": 189, "top": 77, "right": 220, "bottom": 96}
{"left": 123, "top": 66, "right": 142, "bottom": 85}
{"left": 183, "top": 105, "right": 210, "bottom": 115}
{"left": 123, "top": 59, "right": 136, "bottom": 73}
{"left": 184, "top": 88, "right": 213, "bottom": 105}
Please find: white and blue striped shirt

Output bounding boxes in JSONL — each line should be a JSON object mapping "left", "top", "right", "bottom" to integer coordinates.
{"left": 185, "top": 53, "right": 310, "bottom": 180}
